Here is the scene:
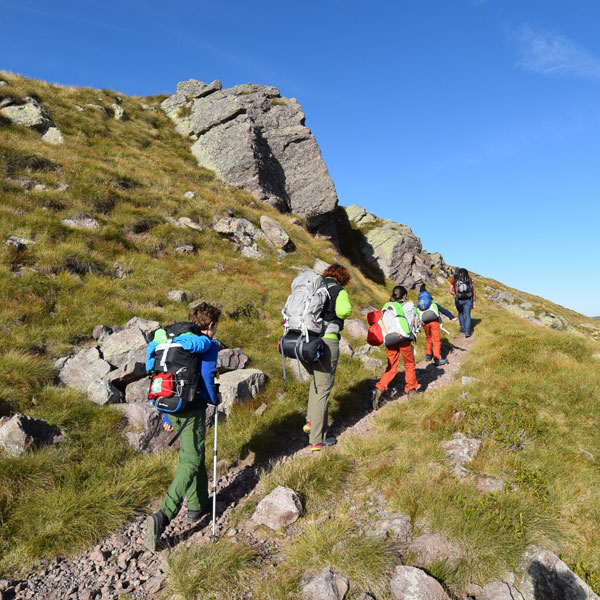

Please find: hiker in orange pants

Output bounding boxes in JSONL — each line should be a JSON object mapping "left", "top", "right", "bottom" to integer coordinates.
{"left": 376, "top": 339, "right": 418, "bottom": 395}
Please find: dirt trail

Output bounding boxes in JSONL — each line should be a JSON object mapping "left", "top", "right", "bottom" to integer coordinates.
{"left": 8, "top": 334, "right": 475, "bottom": 600}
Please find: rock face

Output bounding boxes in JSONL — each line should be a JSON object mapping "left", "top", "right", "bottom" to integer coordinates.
{"left": 390, "top": 566, "right": 451, "bottom": 600}
{"left": 0, "top": 414, "right": 66, "bottom": 457}
{"left": 302, "top": 567, "right": 349, "bottom": 600}
{"left": 518, "top": 547, "right": 600, "bottom": 600}
{"left": 251, "top": 485, "right": 303, "bottom": 529}
{"left": 343, "top": 204, "right": 450, "bottom": 289}
{"left": 161, "top": 80, "right": 339, "bottom": 239}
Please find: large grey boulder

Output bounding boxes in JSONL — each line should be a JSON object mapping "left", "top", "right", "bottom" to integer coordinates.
{"left": 41, "top": 127, "right": 64, "bottom": 144}
{"left": 344, "top": 319, "right": 369, "bottom": 339}
{"left": 0, "top": 414, "right": 66, "bottom": 457}
{"left": 218, "top": 368, "right": 266, "bottom": 415}
{"left": 125, "top": 377, "right": 151, "bottom": 403}
{"left": 100, "top": 325, "right": 149, "bottom": 369}
{"left": 114, "top": 403, "right": 176, "bottom": 452}
{"left": 0, "top": 96, "right": 53, "bottom": 129}
{"left": 59, "top": 347, "right": 122, "bottom": 405}
{"left": 104, "top": 347, "right": 147, "bottom": 388}
{"left": 390, "top": 566, "right": 451, "bottom": 600}
{"left": 302, "top": 567, "right": 349, "bottom": 600}
{"left": 442, "top": 433, "right": 481, "bottom": 478}
{"left": 252, "top": 485, "right": 303, "bottom": 530}
{"left": 518, "top": 547, "right": 599, "bottom": 600}
{"left": 373, "top": 513, "right": 412, "bottom": 543}
{"left": 162, "top": 81, "right": 339, "bottom": 239}
{"left": 216, "top": 348, "right": 249, "bottom": 373}
{"left": 344, "top": 204, "right": 378, "bottom": 226}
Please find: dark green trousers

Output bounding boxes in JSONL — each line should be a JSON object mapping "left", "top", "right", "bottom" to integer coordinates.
{"left": 159, "top": 406, "right": 208, "bottom": 521}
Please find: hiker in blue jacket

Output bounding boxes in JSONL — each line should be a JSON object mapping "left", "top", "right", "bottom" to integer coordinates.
{"left": 144, "top": 302, "right": 221, "bottom": 551}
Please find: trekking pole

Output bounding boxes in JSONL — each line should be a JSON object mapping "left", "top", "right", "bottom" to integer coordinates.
{"left": 211, "top": 384, "right": 220, "bottom": 542}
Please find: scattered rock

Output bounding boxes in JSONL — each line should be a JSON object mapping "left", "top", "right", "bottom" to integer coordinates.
{"left": 241, "top": 243, "right": 264, "bottom": 259}
{"left": 344, "top": 319, "right": 369, "bottom": 339}
{"left": 476, "top": 476, "right": 505, "bottom": 494}
{"left": 390, "top": 565, "right": 451, "bottom": 600}
{"left": 518, "top": 546, "right": 599, "bottom": 600}
{"left": 461, "top": 376, "right": 482, "bottom": 386}
{"left": 442, "top": 433, "right": 481, "bottom": 478}
{"left": 114, "top": 403, "right": 175, "bottom": 452}
{"left": 86, "top": 104, "right": 110, "bottom": 118}
{"left": 176, "top": 216, "right": 203, "bottom": 232}
{"left": 184, "top": 191, "right": 195, "bottom": 199}
{"left": 0, "top": 96, "right": 53, "bottom": 129}
{"left": 6, "top": 235, "right": 34, "bottom": 251}
{"left": 61, "top": 214, "right": 100, "bottom": 230}
{"left": 41, "top": 126, "right": 64, "bottom": 144}
{"left": 338, "top": 337, "right": 353, "bottom": 357}
{"left": 213, "top": 217, "right": 266, "bottom": 247}
{"left": 216, "top": 348, "right": 249, "bottom": 373}
{"left": 520, "top": 302, "right": 533, "bottom": 310}
{"left": 302, "top": 567, "right": 348, "bottom": 600}
{"left": 0, "top": 414, "right": 66, "bottom": 457}
{"left": 489, "top": 291, "right": 514, "bottom": 304}
{"left": 505, "top": 305, "right": 535, "bottom": 320}
{"left": 452, "top": 411, "right": 466, "bottom": 424}
{"left": 167, "top": 290, "right": 188, "bottom": 302}
{"left": 100, "top": 325, "right": 149, "bottom": 369}
{"left": 344, "top": 204, "right": 378, "bottom": 226}
{"left": 538, "top": 315, "right": 564, "bottom": 331}
{"left": 374, "top": 513, "right": 412, "bottom": 543}
{"left": 409, "top": 532, "right": 463, "bottom": 567}
{"left": 252, "top": 486, "right": 303, "bottom": 529}
{"left": 111, "top": 104, "right": 128, "bottom": 121}
{"left": 254, "top": 403, "right": 268, "bottom": 417}
{"left": 112, "top": 262, "right": 131, "bottom": 279}
{"left": 123, "top": 317, "right": 160, "bottom": 336}
{"left": 175, "top": 243, "right": 195, "bottom": 254}
{"left": 260, "top": 215, "right": 293, "bottom": 250}
{"left": 92, "top": 325, "right": 114, "bottom": 342}
{"left": 104, "top": 347, "right": 147, "bottom": 387}
{"left": 218, "top": 368, "right": 266, "bottom": 416}
{"left": 125, "top": 377, "right": 151, "bottom": 404}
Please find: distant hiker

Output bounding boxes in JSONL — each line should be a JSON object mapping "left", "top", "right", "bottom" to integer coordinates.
{"left": 416, "top": 285, "right": 457, "bottom": 366}
{"left": 144, "top": 302, "right": 221, "bottom": 551}
{"left": 449, "top": 267, "right": 475, "bottom": 337}
{"left": 372, "top": 285, "right": 420, "bottom": 409}
{"left": 281, "top": 263, "right": 351, "bottom": 451}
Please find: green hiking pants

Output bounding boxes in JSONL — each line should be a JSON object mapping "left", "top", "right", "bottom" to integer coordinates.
{"left": 159, "top": 406, "right": 208, "bottom": 521}
{"left": 302, "top": 337, "right": 339, "bottom": 445}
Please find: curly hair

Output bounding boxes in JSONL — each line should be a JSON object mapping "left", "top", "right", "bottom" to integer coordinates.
{"left": 390, "top": 286, "right": 407, "bottom": 302}
{"left": 322, "top": 263, "right": 351, "bottom": 287}
{"left": 189, "top": 302, "right": 221, "bottom": 330}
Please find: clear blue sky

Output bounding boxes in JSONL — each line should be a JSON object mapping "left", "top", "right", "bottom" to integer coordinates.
{"left": 2, "top": 0, "right": 599, "bottom": 316}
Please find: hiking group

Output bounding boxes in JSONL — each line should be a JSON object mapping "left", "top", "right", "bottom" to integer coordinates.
{"left": 143, "top": 264, "right": 474, "bottom": 549}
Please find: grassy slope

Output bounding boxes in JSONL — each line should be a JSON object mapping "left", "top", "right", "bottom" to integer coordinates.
{"left": 1, "top": 75, "right": 599, "bottom": 597}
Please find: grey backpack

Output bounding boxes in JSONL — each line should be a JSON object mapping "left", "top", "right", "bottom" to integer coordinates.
{"left": 281, "top": 270, "right": 330, "bottom": 338}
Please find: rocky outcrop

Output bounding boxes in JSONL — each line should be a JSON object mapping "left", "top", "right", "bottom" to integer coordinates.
{"left": 343, "top": 204, "right": 451, "bottom": 289}
{"left": 0, "top": 96, "right": 64, "bottom": 143}
{"left": 0, "top": 414, "right": 66, "bottom": 456}
{"left": 218, "top": 368, "right": 266, "bottom": 416}
{"left": 161, "top": 80, "right": 339, "bottom": 239}
{"left": 251, "top": 485, "right": 303, "bottom": 529}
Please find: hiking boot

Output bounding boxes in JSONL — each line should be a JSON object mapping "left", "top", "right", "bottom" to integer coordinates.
{"left": 187, "top": 505, "right": 210, "bottom": 524}
{"left": 371, "top": 387, "right": 383, "bottom": 410}
{"left": 434, "top": 358, "right": 448, "bottom": 366}
{"left": 425, "top": 353, "right": 433, "bottom": 362}
{"left": 407, "top": 388, "right": 421, "bottom": 398}
{"left": 310, "top": 437, "right": 336, "bottom": 452}
{"left": 144, "top": 509, "right": 169, "bottom": 551}
{"left": 302, "top": 420, "right": 311, "bottom": 434}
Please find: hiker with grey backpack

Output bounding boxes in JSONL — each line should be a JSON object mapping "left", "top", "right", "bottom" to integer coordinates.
{"left": 279, "top": 263, "right": 352, "bottom": 451}
{"left": 144, "top": 302, "right": 222, "bottom": 551}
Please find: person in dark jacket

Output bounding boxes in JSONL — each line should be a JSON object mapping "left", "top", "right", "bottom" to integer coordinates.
{"left": 449, "top": 268, "right": 475, "bottom": 337}
{"left": 302, "top": 263, "right": 352, "bottom": 451}
{"left": 144, "top": 302, "right": 221, "bottom": 551}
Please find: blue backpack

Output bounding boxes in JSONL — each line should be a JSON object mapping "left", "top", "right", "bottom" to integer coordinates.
{"left": 417, "top": 291, "right": 432, "bottom": 311}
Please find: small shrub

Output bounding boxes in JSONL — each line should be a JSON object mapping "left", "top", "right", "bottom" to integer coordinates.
{"left": 176, "top": 105, "right": 192, "bottom": 119}
{"left": 270, "top": 99, "right": 287, "bottom": 106}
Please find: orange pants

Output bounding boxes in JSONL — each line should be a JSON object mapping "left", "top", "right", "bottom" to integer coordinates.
{"left": 424, "top": 321, "right": 441, "bottom": 359}
{"left": 375, "top": 339, "right": 418, "bottom": 394}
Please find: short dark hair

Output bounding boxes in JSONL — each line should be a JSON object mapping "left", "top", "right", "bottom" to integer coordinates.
{"left": 390, "top": 285, "right": 407, "bottom": 302}
{"left": 322, "top": 263, "right": 351, "bottom": 287}
{"left": 189, "top": 302, "right": 221, "bottom": 330}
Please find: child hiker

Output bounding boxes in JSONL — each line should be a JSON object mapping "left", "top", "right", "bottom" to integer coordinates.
{"left": 144, "top": 302, "right": 221, "bottom": 551}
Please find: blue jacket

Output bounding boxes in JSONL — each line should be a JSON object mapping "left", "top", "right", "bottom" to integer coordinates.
{"left": 146, "top": 332, "right": 220, "bottom": 426}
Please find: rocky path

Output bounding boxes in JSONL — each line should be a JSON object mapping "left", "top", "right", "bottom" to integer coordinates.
{"left": 5, "top": 334, "right": 475, "bottom": 600}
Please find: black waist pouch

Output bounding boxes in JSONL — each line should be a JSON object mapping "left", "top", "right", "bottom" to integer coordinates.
{"left": 278, "top": 330, "right": 324, "bottom": 362}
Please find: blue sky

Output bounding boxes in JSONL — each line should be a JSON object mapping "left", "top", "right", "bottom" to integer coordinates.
{"left": 2, "top": 0, "right": 599, "bottom": 316}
